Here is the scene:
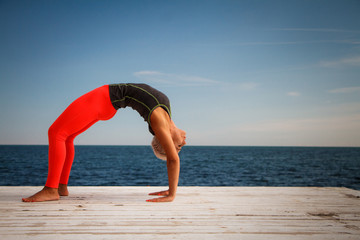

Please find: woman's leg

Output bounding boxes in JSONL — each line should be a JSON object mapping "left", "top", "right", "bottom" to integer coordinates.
{"left": 23, "top": 85, "right": 116, "bottom": 202}
{"left": 58, "top": 120, "right": 97, "bottom": 196}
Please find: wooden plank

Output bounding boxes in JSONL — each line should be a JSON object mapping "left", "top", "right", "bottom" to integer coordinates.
{"left": 0, "top": 186, "right": 359, "bottom": 239}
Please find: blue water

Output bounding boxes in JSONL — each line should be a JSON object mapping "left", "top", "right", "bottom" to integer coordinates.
{"left": 0, "top": 145, "right": 359, "bottom": 190}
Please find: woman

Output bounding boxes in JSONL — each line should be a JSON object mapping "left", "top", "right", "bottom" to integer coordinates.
{"left": 22, "top": 83, "right": 186, "bottom": 203}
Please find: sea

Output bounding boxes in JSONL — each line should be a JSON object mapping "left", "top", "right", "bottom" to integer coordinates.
{"left": 0, "top": 145, "right": 360, "bottom": 190}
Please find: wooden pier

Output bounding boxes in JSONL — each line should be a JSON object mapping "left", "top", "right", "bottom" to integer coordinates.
{"left": 0, "top": 186, "right": 359, "bottom": 239}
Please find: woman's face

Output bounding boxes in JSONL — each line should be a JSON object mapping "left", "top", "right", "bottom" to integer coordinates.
{"left": 172, "top": 128, "right": 186, "bottom": 152}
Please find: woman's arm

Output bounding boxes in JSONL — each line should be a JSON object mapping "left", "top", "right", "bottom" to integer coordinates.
{"left": 147, "top": 152, "right": 179, "bottom": 202}
{"left": 147, "top": 110, "right": 180, "bottom": 202}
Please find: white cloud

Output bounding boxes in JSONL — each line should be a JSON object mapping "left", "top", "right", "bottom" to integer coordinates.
{"left": 208, "top": 113, "right": 360, "bottom": 146}
{"left": 235, "top": 40, "right": 358, "bottom": 46}
{"left": 287, "top": 91, "right": 301, "bottom": 97}
{"left": 272, "top": 28, "right": 360, "bottom": 33}
{"left": 236, "top": 115, "right": 360, "bottom": 133}
{"left": 320, "top": 56, "right": 360, "bottom": 67}
{"left": 133, "top": 70, "right": 222, "bottom": 87}
{"left": 235, "top": 82, "right": 258, "bottom": 90}
{"left": 133, "top": 71, "right": 163, "bottom": 77}
{"left": 328, "top": 86, "right": 360, "bottom": 94}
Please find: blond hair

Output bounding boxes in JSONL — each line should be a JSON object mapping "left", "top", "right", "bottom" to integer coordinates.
{"left": 151, "top": 136, "right": 167, "bottom": 161}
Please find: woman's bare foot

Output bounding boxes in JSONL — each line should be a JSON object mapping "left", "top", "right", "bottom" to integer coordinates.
{"left": 22, "top": 186, "right": 60, "bottom": 202}
{"left": 58, "top": 184, "right": 69, "bottom": 196}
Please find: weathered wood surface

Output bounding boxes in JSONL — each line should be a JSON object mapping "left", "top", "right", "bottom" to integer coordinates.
{"left": 0, "top": 186, "right": 359, "bottom": 239}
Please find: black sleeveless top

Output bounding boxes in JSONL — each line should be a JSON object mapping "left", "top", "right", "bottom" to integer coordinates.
{"left": 108, "top": 83, "right": 171, "bottom": 135}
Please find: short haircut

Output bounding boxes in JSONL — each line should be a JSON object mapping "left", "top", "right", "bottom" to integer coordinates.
{"left": 151, "top": 136, "right": 167, "bottom": 161}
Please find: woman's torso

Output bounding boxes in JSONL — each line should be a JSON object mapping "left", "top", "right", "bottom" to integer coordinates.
{"left": 108, "top": 83, "right": 171, "bottom": 134}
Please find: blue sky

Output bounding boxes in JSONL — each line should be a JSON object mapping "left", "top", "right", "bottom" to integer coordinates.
{"left": 1, "top": 0, "right": 360, "bottom": 146}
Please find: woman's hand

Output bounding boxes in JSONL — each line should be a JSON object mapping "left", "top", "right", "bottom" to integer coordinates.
{"left": 146, "top": 190, "right": 174, "bottom": 202}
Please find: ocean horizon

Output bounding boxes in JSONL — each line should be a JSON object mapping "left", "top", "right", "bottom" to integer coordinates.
{"left": 1, "top": 145, "right": 359, "bottom": 190}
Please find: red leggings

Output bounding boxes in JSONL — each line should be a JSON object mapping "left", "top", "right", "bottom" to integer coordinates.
{"left": 45, "top": 85, "right": 116, "bottom": 188}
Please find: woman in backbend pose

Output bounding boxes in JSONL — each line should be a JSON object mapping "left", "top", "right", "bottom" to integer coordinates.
{"left": 22, "top": 83, "right": 186, "bottom": 203}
